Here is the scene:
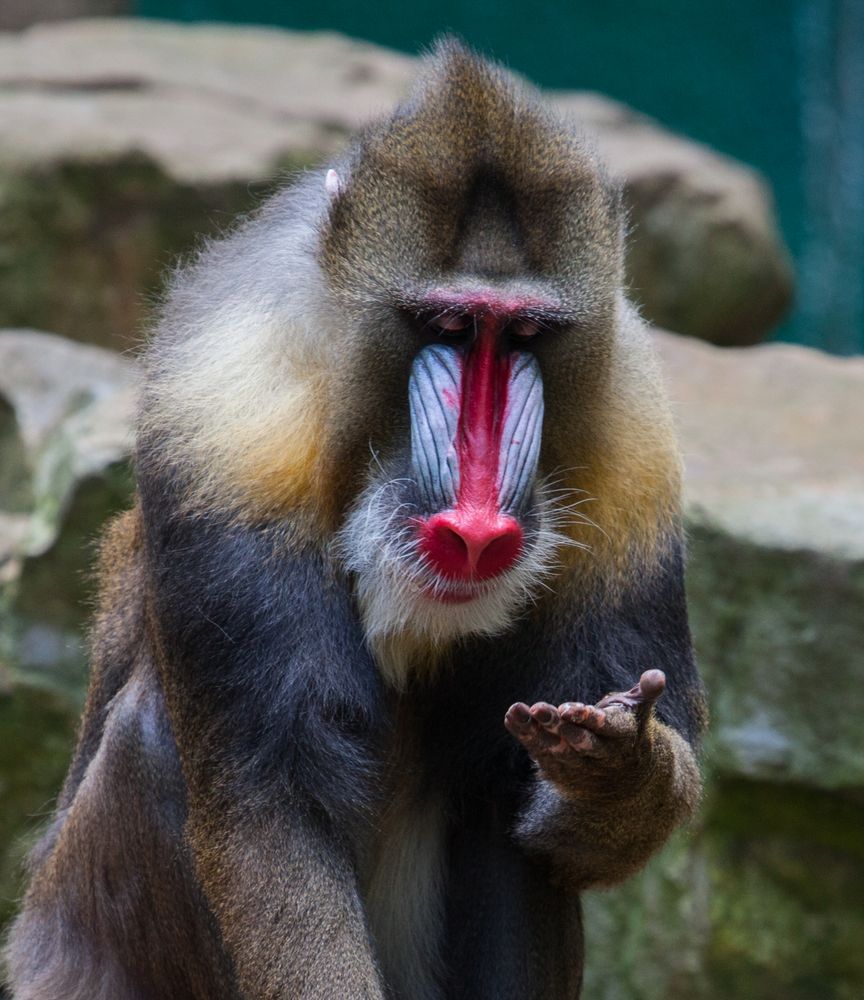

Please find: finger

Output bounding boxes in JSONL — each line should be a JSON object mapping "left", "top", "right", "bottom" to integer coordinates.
{"left": 596, "top": 670, "right": 667, "bottom": 714}
{"left": 504, "top": 702, "right": 533, "bottom": 736}
{"left": 528, "top": 702, "right": 560, "bottom": 731}
{"left": 558, "top": 702, "right": 606, "bottom": 732}
{"left": 505, "top": 706, "right": 560, "bottom": 752}
{"left": 632, "top": 669, "right": 666, "bottom": 724}
{"left": 637, "top": 669, "right": 666, "bottom": 704}
{"left": 531, "top": 725, "right": 565, "bottom": 750}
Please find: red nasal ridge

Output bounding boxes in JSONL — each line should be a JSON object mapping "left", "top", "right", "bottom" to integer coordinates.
{"left": 418, "top": 510, "right": 523, "bottom": 582}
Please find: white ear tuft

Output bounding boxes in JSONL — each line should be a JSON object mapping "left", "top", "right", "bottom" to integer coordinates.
{"left": 325, "top": 169, "right": 342, "bottom": 198}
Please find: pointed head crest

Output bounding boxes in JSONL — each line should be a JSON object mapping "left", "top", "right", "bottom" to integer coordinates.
{"left": 321, "top": 40, "right": 623, "bottom": 317}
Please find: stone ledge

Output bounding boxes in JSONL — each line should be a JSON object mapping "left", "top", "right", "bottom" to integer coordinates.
{"left": 656, "top": 332, "right": 864, "bottom": 560}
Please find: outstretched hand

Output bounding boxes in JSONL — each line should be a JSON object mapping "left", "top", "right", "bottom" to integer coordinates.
{"left": 504, "top": 670, "right": 667, "bottom": 789}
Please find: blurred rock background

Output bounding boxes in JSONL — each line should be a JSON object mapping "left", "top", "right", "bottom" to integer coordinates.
{"left": 0, "top": 8, "right": 862, "bottom": 1000}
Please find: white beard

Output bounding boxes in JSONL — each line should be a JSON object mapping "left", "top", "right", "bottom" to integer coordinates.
{"left": 334, "top": 475, "right": 579, "bottom": 680}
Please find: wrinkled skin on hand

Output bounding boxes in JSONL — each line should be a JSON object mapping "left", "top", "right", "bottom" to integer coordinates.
{"left": 504, "top": 670, "right": 668, "bottom": 796}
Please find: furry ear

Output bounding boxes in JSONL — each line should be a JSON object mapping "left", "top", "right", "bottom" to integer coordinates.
{"left": 325, "top": 169, "right": 342, "bottom": 198}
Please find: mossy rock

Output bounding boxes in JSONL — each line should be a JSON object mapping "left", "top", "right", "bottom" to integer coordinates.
{"left": 0, "top": 155, "right": 312, "bottom": 353}
{"left": 15, "top": 461, "right": 134, "bottom": 635}
{"left": 703, "top": 780, "right": 864, "bottom": 998}
{"left": 583, "top": 779, "right": 864, "bottom": 1000}
{"left": 1, "top": 461, "right": 133, "bottom": 705}
{"left": 688, "top": 526, "right": 864, "bottom": 789}
{"left": 0, "top": 21, "right": 794, "bottom": 349}
{"left": 0, "top": 396, "right": 32, "bottom": 514}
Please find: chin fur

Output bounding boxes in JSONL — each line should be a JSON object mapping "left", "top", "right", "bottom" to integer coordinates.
{"left": 334, "top": 475, "right": 580, "bottom": 686}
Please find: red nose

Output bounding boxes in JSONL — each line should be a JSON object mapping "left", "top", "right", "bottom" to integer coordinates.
{"left": 418, "top": 511, "right": 523, "bottom": 582}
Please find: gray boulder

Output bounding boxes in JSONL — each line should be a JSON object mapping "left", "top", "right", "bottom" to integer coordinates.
{"left": 0, "top": 330, "right": 134, "bottom": 928}
{"left": 0, "top": 328, "right": 135, "bottom": 570}
{"left": 658, "top": 332, "right": 864, "bottom": 789}
{"left": 584, "top": 333, "right": 864, "bottom": 999}
{"left": 0, "top": 328, "right": 134, "bottom": 680}
{"left": 554, "top": 95, "right": 794, "bottom": 346}
{"left": 0, "top": 0, "right": 127, "bottom": 33}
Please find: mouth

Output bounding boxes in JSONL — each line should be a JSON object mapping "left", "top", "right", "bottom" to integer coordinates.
{"left": 420, "top": 575, "right": 491, "bottom": 604}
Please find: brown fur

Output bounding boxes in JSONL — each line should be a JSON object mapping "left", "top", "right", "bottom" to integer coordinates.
{"left": 8, "top": 514, "right": 387, "bottom": 1000}
{"left": 516, "top": 715, "right": 702, "bottom": 890}
{"left": 4, "top": 42, "right": 703, "bottom": 1000}
{"left": 6, "top": 511, "right": 236, "bottom": 1000}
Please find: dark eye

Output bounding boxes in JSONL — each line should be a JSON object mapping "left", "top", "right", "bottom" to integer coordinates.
{"left": 432, "top": 313, "right": 472, "bottom": 332}
{"left": 509, "top": 319, "right": 540, "bottom": 341}
{"left": 429, "top": 313, "right": 473, "bottom": 338}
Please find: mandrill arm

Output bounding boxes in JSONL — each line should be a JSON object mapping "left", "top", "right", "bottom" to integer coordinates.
{"left": 140, "top": 478, "right": 388, "bottom": 1000}
{"left": 505, "top": 671, "right": 702, "bottom": 890}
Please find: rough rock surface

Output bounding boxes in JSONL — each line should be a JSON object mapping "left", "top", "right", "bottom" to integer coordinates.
{"left": 0, "top": 19, "right": 792, "bottom": 350}
{"left": 0, "top": 328, "right": 135, "bottom": 562}
{"left": 0, "top": 328, "right": 861, "bottom": 997}
{"left": 660, "top": 334, "right": 864, "bottom": 561}
{"left": 558, "top": 97, "right": 795, "bottom": 348}
{"left": 0, "top": 330, "right": 134, "bottom": 930}
{"left": 659, "top": 333, "right": 864, "bottom": 790}
{"left": 0, "top": 20, "right": 415, "bottom": 177}
{"left": 584, "top": 333, "right": 864, "bottom": 1000}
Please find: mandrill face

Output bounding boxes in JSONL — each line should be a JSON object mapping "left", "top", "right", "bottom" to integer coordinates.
{"left": 136, "top": 40, "right": 679, "bottom": 686}
{"left": 317, "top": 61, "right": 625, "bottom": 654}
{"left": 409, "top": 295, "right": 544, "bottom": 593}
{"left": 337, "top": 280, "right": 585, "bottom": 651}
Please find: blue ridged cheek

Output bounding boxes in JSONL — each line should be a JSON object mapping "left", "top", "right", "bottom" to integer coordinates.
{"left": 497, "top": 352, "right": 544, "bottom": 514}
{"left": 408, "top": 344, "right": 462, "bottom": 509}
{"left": 408, "top": 344, "right": 544, "bottom": 514}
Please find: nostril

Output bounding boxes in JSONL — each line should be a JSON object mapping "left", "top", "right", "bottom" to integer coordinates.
{"left": 433, "top": 525, "right": 470, "bottom": 566}
{"left": 419, "top": 512, "right": 523, "bottom": 581}
{"left": 475, "top": 530, "right": 521, "bottom": 579}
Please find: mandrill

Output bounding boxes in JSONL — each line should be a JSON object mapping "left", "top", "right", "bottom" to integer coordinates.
{"left": 5, "top": 39, "right": 705, "bottom": 1000}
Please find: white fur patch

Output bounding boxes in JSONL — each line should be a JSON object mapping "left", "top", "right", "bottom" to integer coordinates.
{"left": 335, "top": 474, "right": 583, "bottom": 688}
{"left": 324, "top": 168, "right": 342, "bottom": 197}
{"left": 141, "top": 176, "right": 341, "bottom": 511}
{"left": 363, "top": 792, "right": 447, "bottom": 1000}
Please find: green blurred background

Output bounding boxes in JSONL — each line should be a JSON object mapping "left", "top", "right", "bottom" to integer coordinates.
{"left": 137, "top": 0, "right": 864, "bottom": 355}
